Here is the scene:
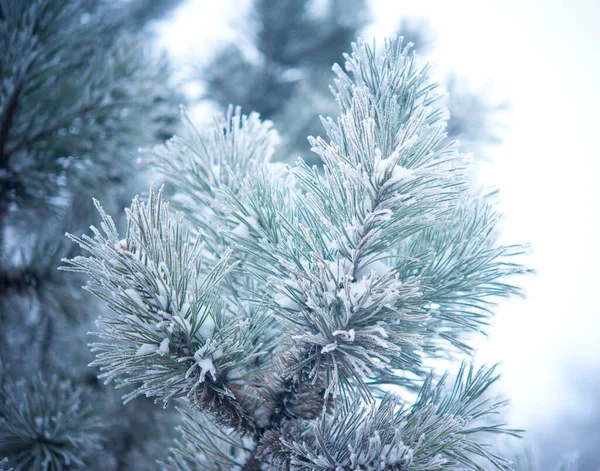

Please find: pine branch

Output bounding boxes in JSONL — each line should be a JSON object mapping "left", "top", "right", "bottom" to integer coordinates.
{"left": 62, "top": 188, "right": 266, "bottom": 429}
{"left": 260, "top": 363, "right": 519, "bottom": 471}
{"left": 66, "top": 36, "right": 528, "bottom": 469}
{"left": 161, "top": 407, "right": 255, "bottom": 471}
{"left": 0, "top": 96, "right": 102, "bottom": 161}
{"left": 0, "top": 267, "right": 39, "bottom": 296}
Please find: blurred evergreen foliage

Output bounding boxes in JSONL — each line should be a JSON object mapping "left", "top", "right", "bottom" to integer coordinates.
{"left": 198, "top": 0, "right": 504, "bottom": 164}
{"left": 198, "top": 0, "right": 369, "bottom": 163}
{"left": 0, "top": 0, "right": 184, "bottom": 468}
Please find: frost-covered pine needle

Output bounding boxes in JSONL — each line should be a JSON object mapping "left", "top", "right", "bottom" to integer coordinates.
{"left": 64, "top": 37, "right": 529, "bottom": 470}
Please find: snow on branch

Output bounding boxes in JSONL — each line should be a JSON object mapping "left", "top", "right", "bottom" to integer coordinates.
{"left": 64, "top": 37, "right": 529, "bottom": 469}
{"left": 261, "top": 363, "right": 518, "bottom": 471}
{"left": 62, "top": 188, "right": 264, "bottom": 423}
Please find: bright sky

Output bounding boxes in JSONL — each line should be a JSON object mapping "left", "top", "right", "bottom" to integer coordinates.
{"left": 159, "top": 0, "right": 600, "bottom": 435}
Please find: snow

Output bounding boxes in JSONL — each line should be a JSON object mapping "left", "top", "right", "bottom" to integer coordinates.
{"left": 194, "top": 342, "right": 209, "bottom": 358}
{"left": 179, "top": 301, "right": 191, "bottom": 317}
{"left": 376, "top": 157, "right": 413, "bottom": 184}
{"left": 245, "top": 215, "right": 259, "bottom": 230}
{"left": 325, "top": 258, "right": 351, "bottom": 280}
{"left": 348, "top": 278, "right": 369, "bottom": 301}
{"left": 274, "top": 292, "right": 299, "bottom": 310}
{"left": 231, "top": 215, "right": 259, "bottom": 238}
{"left": 198, "top": 316, "right": 215, "bottom": 339}
{"left": 332, "top": 329, "right": 356, "bottom": 342}
{"left": 232, "top": 222, "right": 249, "bottom": 237}
{"left": 195, "top": 356, "right": 217, "bottom": 382}
{"left": 356, "top": 260, "right": 389, "bottom": 279}
{"left": 159, "top": 338, "right": 170, "bottom": 354}
{"left": 389, "top": 165, "right": 413, "bottom": 183}
{"left": 115, "top": 239, "right": 128, "bottom": 251}
{"left": 375, "top": 209, "right": 392, "bottom": 222}
{"left": 344, "top": 223, "right": 359, "bottom": 242}
{"left": 326, "top": 238, "right": 340, "bottom": 252}
{"left": 124, "top": 288, "right": 145, "bottom": 309}
{"left": 368, "top": 325, "right": 389, "bottom": 339}
{"left": 155, "top": 283, "right": 169, "bottom": 311}
{"left": 192, "top": 339, "right": 221, "bottom": 383}
{"left": 373, "top": 146, "right": 414, "bottom": 185}
{"left": 321, "top": 342, "right": 338, "bottom": 353}
{"left": 136, "top": 343, "right": 157, "bottom": 356}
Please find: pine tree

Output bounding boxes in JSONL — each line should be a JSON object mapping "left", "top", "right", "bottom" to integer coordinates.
{"left": 65, "top": 37, "right": 530, "bottom": 470}
{"left": 0, "top": 0, "right": 182, "bottom": 469}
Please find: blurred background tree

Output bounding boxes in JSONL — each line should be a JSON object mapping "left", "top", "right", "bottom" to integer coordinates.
{"left": 196, "top": 0, "right": 504, "bottom": 165}
{"left": 0, "top": 0, "right": 183, "bottom": 469}
{"left": 197, "top": 0, "right": 369, "bottom": 164}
